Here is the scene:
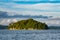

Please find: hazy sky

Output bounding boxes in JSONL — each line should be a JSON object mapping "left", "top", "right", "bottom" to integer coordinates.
{"left": 0, "top": 0, "right": 60, "bottom": 26}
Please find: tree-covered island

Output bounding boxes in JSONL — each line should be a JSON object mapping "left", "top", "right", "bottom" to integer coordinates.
{"left": 8, "top": 18, "right": 49, "bottom": 30}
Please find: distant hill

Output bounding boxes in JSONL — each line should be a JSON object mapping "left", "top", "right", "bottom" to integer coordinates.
{"left": 8, "top": 18, "right": 49, "bottom": 30}
{"left": 0, "top": 25, "right": 7, "bottom": 29}
{"left": 49, "top": 26, "right": 60, "bottom": 29}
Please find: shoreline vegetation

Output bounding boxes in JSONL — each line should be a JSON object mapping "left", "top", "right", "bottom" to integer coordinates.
{"left": 8, "top": 18, "right": 49, "bottom": 30}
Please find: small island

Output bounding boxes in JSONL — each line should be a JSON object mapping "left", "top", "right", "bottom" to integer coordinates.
{"left": 8, "top": 18, "right": 49, "bottom": 30}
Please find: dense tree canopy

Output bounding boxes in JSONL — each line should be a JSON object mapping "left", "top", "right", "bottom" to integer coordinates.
{"left": 8, "top": 18, "right": 48, "bottom": 30}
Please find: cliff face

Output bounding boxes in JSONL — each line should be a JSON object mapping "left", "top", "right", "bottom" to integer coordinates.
{"left": 8, "top": 18, "right": 48, "bottom": 30}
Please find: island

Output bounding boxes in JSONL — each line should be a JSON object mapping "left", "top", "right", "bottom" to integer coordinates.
{"left": 8, "top": 18, "right": 49, "bottom": 30}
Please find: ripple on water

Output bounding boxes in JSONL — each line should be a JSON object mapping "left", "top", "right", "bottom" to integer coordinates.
{"left": 0, "top": 30, "right": 60, "bottom": 40}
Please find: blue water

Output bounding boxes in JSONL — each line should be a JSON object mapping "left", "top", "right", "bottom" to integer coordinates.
{"left": 0, "top": 30, "right": 60, "bottom": 40}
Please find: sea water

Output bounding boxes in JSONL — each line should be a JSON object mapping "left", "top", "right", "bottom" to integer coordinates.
{"left": 0, "top": 30, "right": 60, "bottom": 40}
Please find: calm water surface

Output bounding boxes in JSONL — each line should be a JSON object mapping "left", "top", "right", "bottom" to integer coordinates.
{"left": 0, "top": 30, "right": 60, "bottom": 40}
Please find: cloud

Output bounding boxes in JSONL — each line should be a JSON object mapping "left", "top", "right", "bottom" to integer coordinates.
{"left": 34, "top": 17, "right": 60, "bottom": 26}
{"left": 13, "top": 0, "right": 42, "bottom": 1}
{"left": 0, "top": 0, "right": 60, "bottom": 1}
{"left": 0, "top": 17, "right": 60, "bottom": 26}
{"left": 0, "top": 0, "right": 60, "bottom": 4}
{"left": 0, "top": 18, "right": 17, "bottom": 25}
{"left": 0, "top": 0, "right": 60, "bottom": 26}
{"left": 0, "top": 11, "right": 59, "bottom": 26}
{"left": 0, "top": 11, "right": 52, "bottom": 19}
{"left": 0, "top": 2, "right": 60, "bottom": 17}
{"left": 46, "top": 20, "right": 60, "bottom": 26}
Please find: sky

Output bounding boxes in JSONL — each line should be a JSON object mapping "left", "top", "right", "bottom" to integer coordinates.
{"left": 0, "top": 0, "right": 60, "bottom": 26}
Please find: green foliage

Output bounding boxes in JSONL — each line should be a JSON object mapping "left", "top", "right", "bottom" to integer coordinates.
{"left": 8, "top": 18, "right": 48, "bottom": 30}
